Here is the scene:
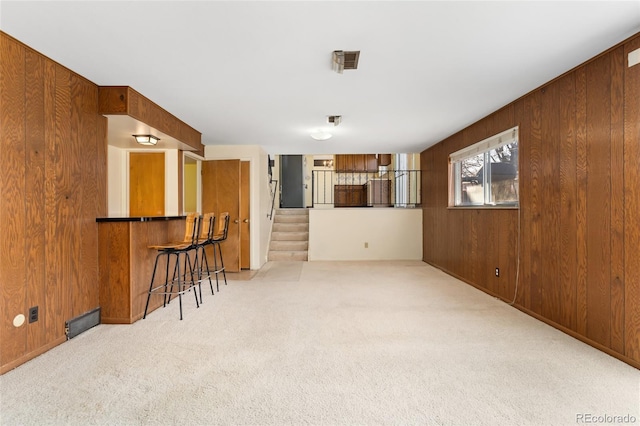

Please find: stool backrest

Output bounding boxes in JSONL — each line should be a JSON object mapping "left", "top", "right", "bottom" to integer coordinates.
{"left": 215, "top": 212, "right": 230, "bottom": 241}
{"left": 200, "top": 213, "right": 215, "bottom": 241}
{"left": 183, "top": 213, "right": 199, "bottom": 243}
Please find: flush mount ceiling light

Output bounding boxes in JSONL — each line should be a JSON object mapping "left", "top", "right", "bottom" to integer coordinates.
{"left": 310, "top": 131, "right": 332, "bottom": 141}
{"left": 133, "top": 134, "right": 160, "bottom": 146}
{"left": 332, "top": 50, "right": 360, "bottom": 74}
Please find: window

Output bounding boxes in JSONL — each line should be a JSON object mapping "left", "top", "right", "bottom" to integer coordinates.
{"left": 450, "top": 127, "right": 519, "bottom": 207}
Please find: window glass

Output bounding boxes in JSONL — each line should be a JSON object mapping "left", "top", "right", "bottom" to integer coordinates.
{"left": 450, "top": 127, "right": 518, "bottom": 207}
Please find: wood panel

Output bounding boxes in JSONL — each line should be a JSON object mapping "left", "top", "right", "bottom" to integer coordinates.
{"left": 129, "top": 152, "right": 165, "bottom": 217}
{"left": 25, "top": 49, "right": 47, "bottom": 353}
{"left": 0, "top": 34, "right": 27, "bottom": 368}
{"left": 624, "top": 36, "right": 640, "bottom": 361}
{"left": 43, "top": 51, "right": 60, "bottom": 351}
{"left": 56, "top": 65, "right": 79, "bottom": 326}
{"left": 78, "top": 76, "right": 100, "bottom": 317}
{"left": 526, "top": 89, "right": 543, "bottom": 315}
{"left": 558, "top": 72, "right": 578, "bottom": 331}
{"left": 585, "top": 54, "right": 612, "bottom": 347}
{"left": 511, "top": 98, "right": 527, "bottom": 306}
{"left": 98, "top": 222, "right": 132, "bottom": 322}
{"left": 421, "top": 32, "right": 640, "bottom": 368}
{"left": 540, "top": 80, "right": 561, "bottom": 325}
{"left": 609, "top": 46, "right": 625, "bottom": 355}
{"left": 575, "top": 66, "right": 588, "bottom": 337}
{"left": 1, "top": 32, "right": 107, "bottom": 373}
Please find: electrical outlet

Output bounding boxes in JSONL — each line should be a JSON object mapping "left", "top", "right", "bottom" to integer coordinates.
{"left": 364, "top": 242, "right": 369, "bottom": 248}
{"left": 29, "top": 306, "right": 38, "bottom": 323}
{"left": 495, "top": 268, "right": 500, "bottom": 277}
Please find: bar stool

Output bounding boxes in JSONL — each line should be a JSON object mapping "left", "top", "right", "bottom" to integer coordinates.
{"left": 193, "top": 212, "right": 215, "bottom": 303}
{"left": 143, "top": 213, "right": 201, "bottom": 320}
{"left": 211, "top": 211, "right": 230, "bottom": 289}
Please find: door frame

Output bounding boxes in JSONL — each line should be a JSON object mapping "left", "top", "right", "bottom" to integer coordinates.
{"left": 183, "top": 151, "right": 203, "bottom": 214}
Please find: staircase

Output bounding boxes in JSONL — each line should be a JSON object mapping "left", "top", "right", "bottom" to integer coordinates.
{"left": 268, "top": 209, "right": 309, "bottom": 261}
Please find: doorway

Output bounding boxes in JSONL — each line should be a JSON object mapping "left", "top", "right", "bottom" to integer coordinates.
{"left": 183, "top": 155, "right": 200, "bottom": 214}
{"left": 201, "top": 159, "right": 251, "bottom": 272}
{"left": 280, "top": 155, "right": 304, "bottom": 208}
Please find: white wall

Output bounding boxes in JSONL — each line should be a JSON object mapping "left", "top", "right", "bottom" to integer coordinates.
{"left": 107, "top": 145, "right": 125, "bottom": 216}
{"left": 308, "top": 208, "right": 422, "bottom": 261}
{"left": 204, "top": 145, "right": 272, "bottom": 270}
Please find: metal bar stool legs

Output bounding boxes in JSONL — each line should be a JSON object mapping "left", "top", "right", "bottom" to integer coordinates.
{"left": 143, "top": 213, "right": 201, "bottom": 320}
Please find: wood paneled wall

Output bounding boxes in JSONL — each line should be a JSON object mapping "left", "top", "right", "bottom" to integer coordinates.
{"left": 421, "top": 32, "right": 640, "bottom": 368}
{"left": 0, "top": 32, "right": 107, "bottom": 373}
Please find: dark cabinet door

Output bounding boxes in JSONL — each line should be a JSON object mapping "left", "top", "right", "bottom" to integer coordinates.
{"left": 334, "top": 185, "right": 367, "bottom": 207}
{"left": 336, "top": 154, "right": 379, "bottom": 172}
{"left": 366, "top": 154, "right": 378, "bottom": 172}
{"left": 377, "top": 154, "right": 392, "bottom": 167}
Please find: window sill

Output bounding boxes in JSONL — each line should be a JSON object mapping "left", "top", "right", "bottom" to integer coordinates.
{"left": 447, "top": 205, "right": 519, "bottom": 210}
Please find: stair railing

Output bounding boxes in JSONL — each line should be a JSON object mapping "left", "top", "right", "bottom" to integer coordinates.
{"left": 268, "top": 179, "right": 279, "bottom": 220}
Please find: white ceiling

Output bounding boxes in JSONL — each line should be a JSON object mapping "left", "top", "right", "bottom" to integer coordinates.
{"left": 2, "top": 1, "right": 639, "bottom": 155}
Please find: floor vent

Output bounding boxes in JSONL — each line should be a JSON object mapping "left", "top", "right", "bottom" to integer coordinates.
{"left": 65, "top": 307, "right": 100, "bottom": 340}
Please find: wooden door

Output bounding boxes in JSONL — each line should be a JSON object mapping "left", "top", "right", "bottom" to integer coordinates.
{"left": 240, "top": 161, "right": 250, "bottom": 269}
{"left": 129, "top": 152, "right": 164, "bottom": 216}
{"left": 202, "top": 159, "right": 241, "bottom": 272}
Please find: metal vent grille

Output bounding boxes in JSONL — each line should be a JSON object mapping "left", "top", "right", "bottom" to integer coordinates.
{"left": 343, "top": 51, "right": 360, "bottom": 70}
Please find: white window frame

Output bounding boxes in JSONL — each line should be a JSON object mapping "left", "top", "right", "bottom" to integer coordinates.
{"left": 449, "top": 126, "right": 519, "bottom": 207}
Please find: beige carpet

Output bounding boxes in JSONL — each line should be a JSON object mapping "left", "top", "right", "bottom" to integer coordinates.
{"left": 1, "top": 261, "right": 638, "bottom": 426}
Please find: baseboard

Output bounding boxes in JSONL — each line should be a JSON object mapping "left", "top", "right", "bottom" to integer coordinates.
{"left": 0, "top": 336, "right": 66, "bottom": 375}
{"left": 423, "top": 260, "right": 640, "bottom": 371}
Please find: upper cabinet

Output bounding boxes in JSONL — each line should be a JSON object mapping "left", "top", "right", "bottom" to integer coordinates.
{"left": 377, "top": 154, "right": 392, "bottom": 167}
{"left": 335, "top": 154, "right": 387, "bottom": 172}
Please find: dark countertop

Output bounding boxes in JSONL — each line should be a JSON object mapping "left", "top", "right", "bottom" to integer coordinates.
{"left": 96, "top": 215, "right": 186, "bottom": 223}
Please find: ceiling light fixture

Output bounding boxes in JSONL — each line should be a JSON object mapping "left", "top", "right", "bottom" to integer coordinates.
{"left": 133, "top": 134, "right": 160, "bottom": 146}
{"left": 310, "top": 131, "right": 332, "bottom": 141}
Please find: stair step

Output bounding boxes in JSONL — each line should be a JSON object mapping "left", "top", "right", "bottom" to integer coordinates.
{"left": 270, "top": 209, "right": 309, "bottom": 262}
{"left": 271, "top": 231, "right": 309, "bottom": 241}
{"left": 268, "top": 250, "right": 308, "bottom": 261}
{"left": 276, "top": 209, "right": 309, "bottom": 216}
{"left": 270, "top": 240, "right": 308, "bottom": 251}
{"left": 273, "top": 223, "right": 309, "bottom": 232}
{"left": 274, "top": 214, "right": 309, "bottom": 224}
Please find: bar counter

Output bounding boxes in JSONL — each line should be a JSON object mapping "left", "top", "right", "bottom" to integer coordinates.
{"left": 97, "top": 215, "right": 186, "bottom": 323}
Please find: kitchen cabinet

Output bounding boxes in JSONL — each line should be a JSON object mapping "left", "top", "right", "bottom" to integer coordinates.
{"left": 377, "top": 154, "right": 392, "bottom": 166}
{"left": 334, "top": 184, "right": 367, "bottom": 207}
{"left": 367, "top": 179, "right": 392, "bottom": 207}
{"left": 335, "top": 154, "right": 379, "bottom": 172}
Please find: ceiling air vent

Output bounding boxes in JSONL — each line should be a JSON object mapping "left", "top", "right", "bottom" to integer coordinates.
{"left": 332, "top": 50, "right": 360, "bottom": 73}
{"left": 327, "top": 115, "right": 342, "bottom": 126}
